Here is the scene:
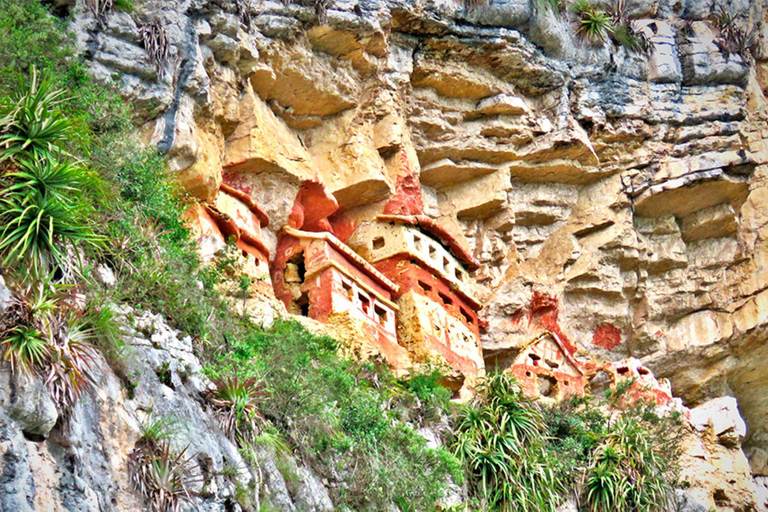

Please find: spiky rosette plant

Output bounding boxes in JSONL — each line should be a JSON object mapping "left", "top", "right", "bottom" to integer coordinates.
{"left": 203, "top": 376, "right": 267, "bottom": 445}
{"left": 44, "top": 313, "right": 98, "bottom": 411}
{"left": 571, "top": 0, "right": 613, "bottom": 44}
{"left": 129, "top": 442, "right": 199, "bottom": 512}
{"left": 0, "top": 69, "right": 102, "bottom": 276}
{"left": 453, "top": 373, "right": 564, "bottom": 511}
{"left": 0, "top": 278, "right": 99, "bottom": 412}
{"left": 606, "top": 0, "right": 650, "bottom": 54}
{"left": 582, "top": 415, "right": 676, "bottom": 512}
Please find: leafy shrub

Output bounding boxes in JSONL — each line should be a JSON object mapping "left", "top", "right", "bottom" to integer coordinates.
{"left": 206, "top": 320, "right": 461, "bottom": 511}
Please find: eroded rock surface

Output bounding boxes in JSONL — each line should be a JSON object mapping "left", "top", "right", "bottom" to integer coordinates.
{"left": 33, "top": 0, "right": 768, "bottom": 507}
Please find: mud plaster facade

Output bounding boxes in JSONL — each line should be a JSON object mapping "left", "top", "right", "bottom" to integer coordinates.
{"left": 603, "top": 357, "right": 674, "bottom": 407}
{"left": 187, "top": 184, "right": 271, "bottom": 278}
{"left": 507, "top": 332, "right": 585, "bottom": 401}
{"left": 271, "top": 227, "right": 409, "bottom": 371}
{"left": 350, "top": 218, "right": 484, "bottom": 396}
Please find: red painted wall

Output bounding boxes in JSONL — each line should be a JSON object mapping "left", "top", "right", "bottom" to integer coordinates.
{"left": 373, "top": 255, "right": 480, "bottom": 336}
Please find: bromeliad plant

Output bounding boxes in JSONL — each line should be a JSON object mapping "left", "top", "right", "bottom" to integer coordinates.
{"left": 203, "top": 376, "right": 267, "bottom": 446}
{"left": 129, "top": 409, "right": 199, "bottom": 512}
{"left": 571, "top": 1, "right": 613, "bottom": 43}
{"left": 129, "top": 442, "right": 199, "bottom": 512}
{"left": 708, "top": 6, "right": 759, "bottom": 61}
{"left": 0, "top": 68, "right": 102, "bottom": 277}
{"left": 0, "top": 68, "right": 84, "bottom": 160}
{"left": 0, "top": 278, "right": 98, "bottom": 412}
{"left": 582, "top": 415, "right": 677, "bottom": 512}
{"left": 453, "top": 373, "right": 564, "bottom": 512}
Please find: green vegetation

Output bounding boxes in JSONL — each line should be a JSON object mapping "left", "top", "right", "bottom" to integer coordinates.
{"left": 454, "top": 373, "right": 683, "bottom": 512}
{"left": 708, "top": 6, "right": 758, "bottom": 61}
{"left": 129, "top": 410, "right": 199, "bottom": 511}
{"left": 0, "top": 3, "right": 686, "bottom": 511}
{"left": 206, "top": 320, "right": 463, "bottom": 511}
{"left": 535, "top": 0, "right": 565, "bottom": 16}
{"left": 454, "top": 374, "right": 563, "bottom": 511}
{"left": 571, "top": 0, "right": 613, "bottom": 44}
{"left": 203, "top": 376, "right": 267, "bottom": 445}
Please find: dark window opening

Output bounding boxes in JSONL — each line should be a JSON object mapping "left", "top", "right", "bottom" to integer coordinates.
{"left": 455, "top": 268, "right": 463, "bottom": 281}
{"left": 617, "top": 366, "right": 630, "bottom": 376}
{"left": 438, "top": 292, "right": 453, "bottom": 307}
{"left": 545, "top": 359, "right": 560, "bottom": 369}
{"left": 525, "top": 371, "right": 532, "bottom": 378}
{"left": 359, "top": 293, "right": 371, "bottom": 314}
{"left": 286, "top": 252, "right": 306, "bottom": 283}
{"left": 538, "top": 375, "right": 558, "bottom": 397}
{"left": 637, "top": 366, "right": 650, "bottom": 376}
{"left": 373, "top": 236, "right": 385, "bottom": 250}
{"left": 443, "top": 257, "right": 450, "bottom": 270}
{"left": 419, "top": 280, "right": 432, "bottom": 293}
{"left": 460, "top": 307, "right": 473, "bottom": 325}
{"left": 529, "top": 353, "right": 541, "bottom": 366}
{"left": 298, "top": 294, "right": 310, "bottom": 317}
{"left": 342, "top": 281, "right": 354, "bottom": 300}
{"left": 374, "top": 305, "right": 388, "bottom": 326}
{"left": 428, "top": 245, "right": 436, "bottom": 258}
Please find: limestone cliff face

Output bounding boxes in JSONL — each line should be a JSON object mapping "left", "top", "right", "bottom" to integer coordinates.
{"left": 55, "top": 0, "right": 768, "bottom": 508}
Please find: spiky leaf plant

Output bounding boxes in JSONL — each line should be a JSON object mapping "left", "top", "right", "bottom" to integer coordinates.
{"left": 44, "top": 314, "right": 98, "bottom": 410}
{"left": 0, "top": 189, "right": 99, "bottom": 275}
{"left": 536, "top": 0, "right": 565, "bottom": 15}
{"left": 453, "top": 373, "right": 564, "bottom": 511}
{"left": 0, "top": 70, "right": 102, "bottom": 276}
{"left": 138, "top": 19, "right": 171, "bottom": 72}
{"left": 0, "top": 325, "right": 49, "bottom": 375}
{"left": 203, "top": 376, "right": 267, "bottom": 445}
{"left": 607, "top": 0, "right": 650, "bottom": 53}
{"left": 4, "top": 155, "right": 100, "bottom": 202}
{"left": 571, "top": 0, "right": 613, "bottom": 44}
{"left": 582, "top": 415, "right": 676, "bottom": 512}
{"left": 708, "top": 6, "right": 758, "bottom": 61}
{"left": 0, "top": 67, "right": 82, "bottom": 160}
{"left": 129, "top": 442, "right": 199, "bottom": 512}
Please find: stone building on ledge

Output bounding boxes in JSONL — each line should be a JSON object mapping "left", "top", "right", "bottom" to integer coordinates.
{"left": 508, "top": 332, "right": 586, "bottom": 401}
{"left": 349, "top": 215, "right": 484, "bottom": 397}
{"left": 604, "top": 358, "right": 672, "bottom": 406}
{"left": 187, "top": 183, "right": 271, "bottom": 273}
{"left": 271, "top": 227, "right": 410, "bottom": 373}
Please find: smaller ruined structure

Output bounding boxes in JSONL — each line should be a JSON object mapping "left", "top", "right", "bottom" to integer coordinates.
{"left": 187, "top": 183, "right": 271, "bottom": 269}
{"left": 349, "top": 215, "right": 484, "bottom": 397}
{"left": 508, "top": 332, "right": 586, "bottom": 401}
{"left": 271, "top": 227, "right": 410, "bottom": 371}
{"left": 604, "top": 358, "right": 673, "bottom": 406}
